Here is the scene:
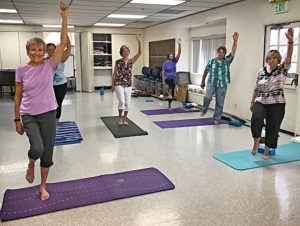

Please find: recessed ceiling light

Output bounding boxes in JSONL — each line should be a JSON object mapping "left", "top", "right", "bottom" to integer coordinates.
{"left": 43, "top": 25, "right": 74, "bottom": 29}
{"left": 130, "top": 0, "right": 185, "bottom": 5}
{"left": 107, "top": 14, "right": 147, "bottom": 19}
{"left": 0, "top": 19, "right": 23, "bottom": 24}
{"left": 0, "top": 9, "right": 17, "bottom": 13}
{"left": 94, "top": 23, "right": 125, "bottom": 27}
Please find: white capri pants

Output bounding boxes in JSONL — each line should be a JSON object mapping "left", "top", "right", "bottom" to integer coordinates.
{"left": 115, "top": 85, "right": 132, "bottom": 111}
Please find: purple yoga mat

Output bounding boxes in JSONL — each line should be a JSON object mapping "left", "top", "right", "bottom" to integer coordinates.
{"left": 141, "top": 108, "right": 187, "bottom": 115}
{"left": 154, "top": 118, "right": 228, "bottom": 129}
{"left": 0, "top": 168, "right": 174, "bottom": 221}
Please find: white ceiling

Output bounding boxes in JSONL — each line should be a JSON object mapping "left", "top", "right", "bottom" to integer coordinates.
{"left": 0, "top": 0, "right": 243, "bottom": 28}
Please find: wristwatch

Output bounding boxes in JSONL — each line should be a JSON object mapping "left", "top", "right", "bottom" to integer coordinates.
{"left": 14, "top": 118, "right": 21, "bottom": 122}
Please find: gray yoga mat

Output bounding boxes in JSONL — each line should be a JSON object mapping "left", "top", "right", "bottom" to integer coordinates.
{"left": 100, "top": 116, "right": 148, "bottom": 138}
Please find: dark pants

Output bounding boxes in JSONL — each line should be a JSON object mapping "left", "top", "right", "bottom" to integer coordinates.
{"left": 54, "top": 82, "right": 67, "bottom": 119}
{"left": 251, "top": 102, "right": 285, "bottom": 149}
{"left": 165, "top": 77, "right": 175, "bottom": 97}
{"left": 22, "top": 110, "right": 56, "bottom": 168}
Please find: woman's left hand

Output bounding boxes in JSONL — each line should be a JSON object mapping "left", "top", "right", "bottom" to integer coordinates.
{"left": 60, "top": 3, "right": 68, "bottom": 17}
{"left": 285, "top": 28, "right": 294, "bottom": 42}
{"left": 136, "top": 34, "right": 141, "bottom": 42}
{"left": 177, "top": 38, "right": 181, "bottom": 45}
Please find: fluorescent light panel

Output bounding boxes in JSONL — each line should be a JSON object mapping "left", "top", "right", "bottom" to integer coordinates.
{"left": 0, "top": 9, "right": 17, "bottom": 13}
{"left": 0, "top": 19, "right": 23, "bottom": 24}
{"left": 43, "top": 25, "right": 74, "bottom": 29}
{"left": 94, "top": 23, "right": 125, "bottom": 27}
{"left": 130, "top": 0, "right": 185, "bottom": 5}
{"left": 107, "top": 14, "right": 147, "bottom": 19}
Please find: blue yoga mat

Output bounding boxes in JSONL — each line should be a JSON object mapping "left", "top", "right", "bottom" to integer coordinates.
{"left": 214, "top": 143, "right": 300, "bottom": 171}
{"left": 0, "top": 168, "right": 174, "bottom": 221}
{"left": 154, "top": 118, "right": 228, "bottom": 129}
{"left": 55, "top": 121, "right": 82, "bottom": 146}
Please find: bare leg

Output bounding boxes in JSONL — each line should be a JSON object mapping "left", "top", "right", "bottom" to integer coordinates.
{"left": 26, "top": 158, "right": 36, "bottom": 183}
{"left": 40, "top": 167, "right": 50, "bottom": 200}
{"left": 262, "top": 145, "right": 270, "bottom": 160}
{"left": 251, "top": 137, "right": 260, "bottom": 156}
{"left": 118, "top": 109, "right": 123, "bottom": 125}
{"left": 123, "top": 111, "right": 128, "bottom": 124}
{"left": 168, "top": 89, "right": 173, "bottom": 111}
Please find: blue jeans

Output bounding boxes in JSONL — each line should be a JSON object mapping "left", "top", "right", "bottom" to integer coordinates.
{"left": 202, "top": 82, "right": 227, "bottom": 121}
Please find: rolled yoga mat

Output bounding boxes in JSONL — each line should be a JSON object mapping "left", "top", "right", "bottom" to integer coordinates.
{"left": 214, "top": 142, "right": 300, "bottom": 171}
{"left": 154, "top": 118, "right": 228, "bottom": 129}
{"left": 55, "top": 121, "right": 82, "bottom": 146}
{"left": 100, "top": 116, "right": 148, "bottom": 138}
{"left": 0, "top": 168, "right": 175, "bottom": 221}
{"left": 141, "top": 108, "right": 187, "bottom": 115}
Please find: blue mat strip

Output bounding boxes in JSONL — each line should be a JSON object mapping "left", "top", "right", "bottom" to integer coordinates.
{"left": 55, "top": 121, "right": 82, "bottom": 146}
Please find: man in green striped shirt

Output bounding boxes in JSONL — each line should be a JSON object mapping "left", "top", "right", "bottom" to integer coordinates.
{"left": 200, "top": 32, "right": 239, "bottom": 124}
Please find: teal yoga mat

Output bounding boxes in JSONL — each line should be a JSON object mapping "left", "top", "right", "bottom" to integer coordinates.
{"left": 214, "top": 143, "right": 300, "bottom": 171}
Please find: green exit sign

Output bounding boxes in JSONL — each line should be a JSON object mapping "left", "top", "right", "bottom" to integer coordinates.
{"left": 275, "top": 1, "right": 289, "bottom": 14}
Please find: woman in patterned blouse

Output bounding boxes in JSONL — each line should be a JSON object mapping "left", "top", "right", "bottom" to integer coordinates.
{"left": 250, "top": 28, "right": 294, "bottom": 160}
{"left": 111, "top": 34, "right": 142, "bottom": 125}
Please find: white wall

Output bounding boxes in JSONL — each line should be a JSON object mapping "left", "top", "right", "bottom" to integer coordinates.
{"left": 143, "top": 0, "right": 300, "bottom": 121}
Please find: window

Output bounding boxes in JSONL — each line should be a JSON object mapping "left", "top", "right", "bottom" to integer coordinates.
{"left": 267, "top": 26, "right": 299, "bottom": 73}
{"left": 192, "top": 37, "right": 225, "bottom": 74}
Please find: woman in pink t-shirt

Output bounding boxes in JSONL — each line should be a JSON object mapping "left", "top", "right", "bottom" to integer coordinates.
{"left": 14, "top": 3, "right": 69, "bottom": 200}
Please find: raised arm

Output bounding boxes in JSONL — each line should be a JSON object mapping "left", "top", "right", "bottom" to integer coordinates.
{"left": 231, "top": 32, "right": 239, "bottom": 56}
{"left": 52, "top": 3, "right": 68, "bottom": 67}
{"left": 285, "top": 28, "right": 294, "bottom": 64}
{"left": 14, "top": 82, "right": 24, "bottom": 135}
{"left": 175, "top": 38, "right": 181, "bottom": 61}
{"left": 131, "top": 34, "right": 142, "bottom": 64}
{"left": 61, "top": 36, "right": 71, "bottom": 63}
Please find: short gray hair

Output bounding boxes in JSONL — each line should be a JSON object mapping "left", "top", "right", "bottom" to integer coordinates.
{"left": 26, "top": 37, "right": 46, "bottom": 53}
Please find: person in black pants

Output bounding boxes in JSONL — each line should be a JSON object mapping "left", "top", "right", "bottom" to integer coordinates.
{"left": 162, "top": 38, "right": 181, "bottom": 111}
{"left": 250, "top": 28, "right": 294, "bottom": 160}
{"left": 46, "top": 36, "right": 71, "bottom": 121}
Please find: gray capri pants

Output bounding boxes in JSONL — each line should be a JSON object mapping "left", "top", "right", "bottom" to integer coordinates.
{"left": 21, "top": 110, "right": 56, "bottom": 168}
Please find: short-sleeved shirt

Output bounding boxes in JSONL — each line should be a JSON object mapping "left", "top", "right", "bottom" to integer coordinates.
{"left": 255, "top": 63, "right": 290, "bottom": 105}
{"left": 16, "top": 59, "right": 58, "bottom": 115}
{"left": 205, "top": 54, "right": 234, "bottom": 87}
{"left": 53, "top": 62, "right": 67, "bottom": 86}
{"left": 114, "top": 59, "right": 133, "bottom": 87}
{"left": 162, "top": 58, "right": 178, "bottom": 82}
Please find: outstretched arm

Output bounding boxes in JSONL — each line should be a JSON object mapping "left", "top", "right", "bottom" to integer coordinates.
{"left": 175, "top": 38, "right": 181, "bottom": 61}
{"left": 285, "top": 28, "right": 294, "bottom": 64}
{"left": 52, "top": 3, "right": 68, "bottom": 67}
{"left": 61, "top": 36, "right": 71, "bottom": 63}
{"left": 230, "top": 32, "right": 239, "bottom": 56}
{"left": 131, "top": 34, "right": 142, "bottom": 64}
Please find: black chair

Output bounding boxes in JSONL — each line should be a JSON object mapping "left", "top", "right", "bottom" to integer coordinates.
{"left": 0, "top": 70, "right": 15, "bottom": 97}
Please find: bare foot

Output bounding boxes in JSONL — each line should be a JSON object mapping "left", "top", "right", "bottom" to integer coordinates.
{"left": 26, "top": 166, "right": 34, "bottom": 183}
{"left": 200, "top": 112, "right": 205, "bottom": 117}
{"left": 118, "top": 118, "right": 123, "bottom": 125}
{"left": 213, "top": 120, "right": 219, "bottom": 125}
{"left": 168, "top": 107, "right": 173, "bottom": 111}
{"left": 123, "top": 121, "right": 128, "bottom": 125}
{"left": 40, "top": 186, "right": 50, "bottom": 200}
{"left": 251, "top": 149, "right": 258, "bottom": 156}
{"left": 262, "top": 155, "right": 269, "bottom": 160}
